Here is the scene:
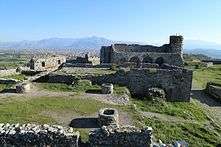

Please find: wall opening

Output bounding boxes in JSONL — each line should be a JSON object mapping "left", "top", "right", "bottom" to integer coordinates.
{"left": 58, "top": 60, "right": 61, "bottom": 64}
{"left": 155, "top": 57, "right": 164, "bottom": 66}
{"left": 142, "top": 56, "right": 153, "bottom": 63}
{"left": 42, "top": 61, "right": 45, "bottom": 67}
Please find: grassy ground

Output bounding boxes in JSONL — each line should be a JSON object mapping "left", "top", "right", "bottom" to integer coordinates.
{"left": 35, "top": 80, "right": 101, "bottom": 93}
{"left": 143, "top": 118, "right": 221, "bottom": 147}
{"left": 56, "top": 67, "right": 115, "bottom": 77}
{"left": 0, "top": 54, "right": 28, "bottom": 68}
{"left": 133, "top": 99, "right": 208, "bottom": 121}
{"left": 1, "top": 74, "right": 26, "bottom": 81}
{"left": 0, "top": 95, "right": 121, "bottom": 141}
{"left": 192, "top": 65, "right": 221, "bottom": 89}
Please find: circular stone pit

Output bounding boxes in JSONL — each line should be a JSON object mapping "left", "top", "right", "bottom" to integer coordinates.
{"left": 98, "top": 108, "right": 119, "bottom": 127}
{"left": 101, "top": 83, "right": 113, "bottom": 94}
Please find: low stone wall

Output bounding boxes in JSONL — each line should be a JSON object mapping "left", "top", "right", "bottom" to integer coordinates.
{"left": 34, "top": 73, "right": 77, "bottom": 85}
{"left": 89, "top": 125, "right": 152, "bottom": 147}
{"left": 0, "top": 123, "right": 79, "bottom": 147}
{"left": 205, "top": 82, "right": 221, "bottom": 101}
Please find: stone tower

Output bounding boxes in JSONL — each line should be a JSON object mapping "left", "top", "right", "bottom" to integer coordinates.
{"left": 169, "top": 35, "right": 183, "bottom": 54}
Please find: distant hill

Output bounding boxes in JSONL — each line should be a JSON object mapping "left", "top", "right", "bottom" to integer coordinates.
{"left": 0, "top": 37, "right": 221, "bottom": 59}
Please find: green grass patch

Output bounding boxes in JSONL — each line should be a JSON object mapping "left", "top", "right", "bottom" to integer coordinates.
{"left": 0, "top": 84, "right": 14, "bottom": 91}
{"left": 36, "top": 80, "right": 101, "bottom": 93}
{"left": 1, "top": 74, "right": 26, "bottom": 81}
{"left": 133, "top": 99, "right": 208, "bottom": 121}
{"left": 144, "top": 118, "right": 221, "bottom": 146}
{"left": 192, "top": 65, "right": 221, "bottom": 89}
{"left": 0, "top": 96, "right": 113, "bottom": 124}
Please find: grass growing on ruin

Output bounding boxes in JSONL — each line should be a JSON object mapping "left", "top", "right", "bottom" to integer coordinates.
{"left": 144, "top": 117, "right": 221, "bottom": 147}
{"left": 192, "top": 65, "right": 221, "bottom": 89}
{"left": 1, "top": 74, "right": 26, "bottom": 81}
{"left": 0, "top": 84, "right": 14, "bottom": 91}
{"left": 133, "top": 99, "right": 208, "bottom": 121}
{"left": 56, "top": 67, "right": 115, "bottom": 77}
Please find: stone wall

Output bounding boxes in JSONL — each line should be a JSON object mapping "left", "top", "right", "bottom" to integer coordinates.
{"left": 100, "top": 35, "right": 184, "bottom": 67}
{"left": 34, "top": 73, "right": 77, "bottom": 85}
{"left": 89, "top": 125, "right": 152, "bottom": 147}
{"left": 29, "top": 55, "right": 66, "bottom": 71}
{"left": 0, "top": 123, "right": 79, "bottom": 147}
{"left": 205, "top": 82, "right": 221, "bottom": 101}
{"left": 87, "top": 66, "right": 192, "bottom": 101}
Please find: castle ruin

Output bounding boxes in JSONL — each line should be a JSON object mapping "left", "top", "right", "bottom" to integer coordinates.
{"left": 100, "top": 35, "right": 184, "bottom": 67}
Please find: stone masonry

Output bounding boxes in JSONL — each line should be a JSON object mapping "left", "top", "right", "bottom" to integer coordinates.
{"left": 29, "top": 54, "right": 66, "bottom": 71}
{"left": 100, "top": 35, "right": 184, "bottom": 67}
{"left": 0, "top": 123, "right": 79, "bottom": 147}
{"left": 89, "top": 125, "right": 153, "bottom": 147}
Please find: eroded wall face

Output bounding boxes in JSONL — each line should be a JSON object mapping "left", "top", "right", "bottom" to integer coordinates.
{"left": 88, "top": 68, "right": 192, "bottom": 101}
{"left": 112, "top": 52, "right": 184, "bottom": 67}
{"left": 33, "top": 56, "right": 66, "bottom": 71}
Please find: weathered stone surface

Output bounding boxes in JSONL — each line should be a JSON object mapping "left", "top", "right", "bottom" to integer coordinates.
{"left": 100, "top": 35, "right": 184, "bottom": 67}
{"left": 101, "top": 83, "right": 114, "bottom": 94}
{"left": 87, "top": 66, "right": 192, "bottom": 102}
{"left": 205, "top": 82, "right": 221, "bottom": 101}
{"left": 29, "top": 55, "right": 66, "bottom": 71}
{"left": 147, "top": 87, "right": 166, "bottom": 100}
{"left": 0, "top": 123, "right": 79, "bottom": 147}
{"left": 98, "top": 108, "right": 119, "bottom": 127}
{"left": 89, "top": 125, "right": 153, "bottom": 147}
{"left": 16, "top": 83, "right": 31, "bottom": 93}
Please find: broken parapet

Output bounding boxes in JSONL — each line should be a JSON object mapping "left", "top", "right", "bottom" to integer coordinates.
{"left": 0, "top": 123, "right": 79, "bottom": 147}
{"left": 89, "top": 125, "right": 153, "bottom": 147}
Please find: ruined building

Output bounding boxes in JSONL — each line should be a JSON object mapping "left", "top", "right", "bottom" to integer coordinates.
{"left": 29, "top": 55, "right": 66, "bottom": 71}
{"left": 100, "top": 35, "right": 184, "bottom": 67}
{"left": 99, "top": 35, "right": 192, "bottom": 101}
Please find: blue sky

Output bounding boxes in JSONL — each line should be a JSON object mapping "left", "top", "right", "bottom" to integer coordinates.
{"left": 0, "top": 0, "right": 221, "bottom": 44}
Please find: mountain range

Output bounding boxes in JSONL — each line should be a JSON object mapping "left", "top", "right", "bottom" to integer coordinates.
{"left": 0, "top": 36, "right": 221, "bottom": 59}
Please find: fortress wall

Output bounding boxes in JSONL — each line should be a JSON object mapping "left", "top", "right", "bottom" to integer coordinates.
{"left": 112, "top": 52, "right": 184, "bottom": 66}
{"left": 88, "top": 68, "right": 192, "bottom": 101}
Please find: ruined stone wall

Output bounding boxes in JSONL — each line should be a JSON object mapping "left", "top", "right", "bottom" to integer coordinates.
{"left": 34, "top": 73, "right": 77, "bottom": 85}
{"left": 87, "top": 67, "right": 192, "bottom": 101}
{"left": 89, "top": 125, "right": 152, "bottom": 147}
{"left": 112, "top": 52, "right": 183, "bottom": 66}
{"left": 206, "top": 82, "right": 221, "bottom": 101}
{"left": 30, "top": 56, "right": 66, "bottom": 71}
{"left": 0, "top": 123, "right": 79, "bottom": 147}
{"left": 100, "top": 35, "right": 184, "bottom": 67}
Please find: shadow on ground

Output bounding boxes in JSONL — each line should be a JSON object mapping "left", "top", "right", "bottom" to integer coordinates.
{"left": 191, "top": 89, "right": 221, "bottom": 107}
{"left": 0, "top": 88, "right": 17, "bottom": 93}
{"left": 69, "top": 117, "right": 99, "bottom": 128}
{"left": 85, "top": 89, "right": 101, "bottom": 94}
